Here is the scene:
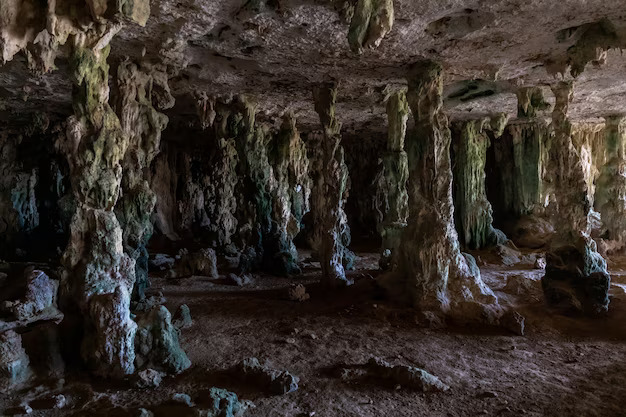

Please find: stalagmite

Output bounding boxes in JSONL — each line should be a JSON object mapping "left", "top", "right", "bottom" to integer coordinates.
{"left": 595, "top": 116, "right": 626, "bottom": 252}
{"left": 313, "top": 82, "right": 354, "bottom": 287}
{"left": 378, "top": 90, "right": 409, "bottom": 269}
{"left": 115, "top": 60, "right": 173, "bottom": 300}
{"left": 542, "top": 81, "right": 610, "bottom": 315}
{"left": 267, "top": 114, "right": 311, "bottom": 275}
{"left": 381, "top": 61, "right": 500, "bottom": 322}
{"left": 451, "top": 115, "right": 508, "bottom": 249}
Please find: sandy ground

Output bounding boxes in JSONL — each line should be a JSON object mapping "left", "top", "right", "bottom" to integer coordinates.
{"left": 2, "top": 249, "right": 626, "bottom": 416}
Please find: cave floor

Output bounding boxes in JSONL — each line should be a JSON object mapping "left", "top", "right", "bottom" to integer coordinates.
{"left": 3, "top": 249, "right": 626, "bottom": 416}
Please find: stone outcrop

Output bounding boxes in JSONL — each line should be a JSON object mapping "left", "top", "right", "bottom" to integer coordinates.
{"left": 312, "top": 82, "right": 355, "bottom": 287}
{"left": 542, "top": 81, "right": 610, "bottom": 316}
{"left": 0, "top": 330, "right": 31, "bottom": 390}
{"left": 377, "top": 90, "right": 409, "bottom": 269}
{"left": 381, "top": 61, "right": 500, "bottom": 323}
{"left": 451, "top": 115, "right": 508, "bottom": 250}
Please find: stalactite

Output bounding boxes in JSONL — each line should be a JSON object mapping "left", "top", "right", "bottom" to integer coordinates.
{"left": 515, "top": 87, "right": 549, "bottom": 118}
{"left": 594, "top": 116, "right": 626, "bottom": 252}
{"left": 381, "top": 61, "right": 500, "bottom": 322}
{"left": 378, "top": 90, "right": 409, "bottom": 269}
{"left": 451, "top": 115, "right": 508, "bottom": 250}
{"left": 312, "top": 82, "right": 355, "bottom": 287}
{"left": 542, "top": 81, "right": 610, "bottom": 316}
{"left": 114, "top": 60, "right": 173, "bottom": 301}
{"left": 348, "top": 0, "right": 394, "bottom": 54}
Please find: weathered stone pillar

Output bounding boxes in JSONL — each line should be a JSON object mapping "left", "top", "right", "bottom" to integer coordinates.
{"left": 313, "top": 82, "right": 354, "bottom": 287}
{"left": 268, "top": 114, "right": 311, "bottom": 275}
{"left": 57, "top": 40, "right": 137, "bottom": 377}
{"left": 451, "top": 115, "right": 507, "bottom": 249}
{"left": 115, "top": 60, "right": 173, "bottom": 300}
{"left": 594, "top": 116, "right": 626, "bottom": 251}
{"left": 542, "top": 81, "right": 610, "bottom": 315}
{"left": 382, "top": 61, "right": 499, "bottom": 321}
{"left": 378, "top": 90, "right": 409, "bottom": 269}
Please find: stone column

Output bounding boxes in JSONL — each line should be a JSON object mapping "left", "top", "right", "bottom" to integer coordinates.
{"left": 378, "top": 90, "right": 409, "bottom": 269}
{"left": 451, "top": 116, "right": 507, "bottom": 249}
{"left": 115, "top": 60, "right": 173, "bottom": 300}
{"left": 542, "top": 81, "right": 610, "bottom": 315}
{"left": 57, "top": 40, "right": 137, "bottom": 378}
{"left": 313, "top": 82, "right": 353, "bottom": 287}
{"left": 382, "top": 61, "right": 499, "bottom": 321}
{"left": 595, "top": 116, "right": 626, "bottom": 251}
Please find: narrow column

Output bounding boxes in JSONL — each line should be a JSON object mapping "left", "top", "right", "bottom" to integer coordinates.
{"left": 595, "top": 116, "right": 626, "bottom": 251}
{"left": 57, "top": 40, "right": 137, "bottom": 377}
{"left": 542, "top": 81, "right": 610, "bottom": 315}
{"left": 451, "top": 116, "right": 507, "bottom": 249}
{"left": 379, "top": 90, "right": 409, "bottom": 269}
{"left": 382, "top": 61, "right": 499, "bottom": 320}
{"left": 313, "top": 83, "right": 353, "bottom": 287}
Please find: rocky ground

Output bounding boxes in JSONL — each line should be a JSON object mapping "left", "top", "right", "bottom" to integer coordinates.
{"left": 2, "top": 248, "right": 626, "bottom": 417}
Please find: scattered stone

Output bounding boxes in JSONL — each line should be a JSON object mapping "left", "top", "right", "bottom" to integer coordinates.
{"left": 201, "top": 387, "right": 253, "bottom": 417}
{"left": 365, "top": 357, "right": 450, "bottom": 392}
{"left": 149, "top": 254, "right": 176, "bottom": 271}
{"left": 225, "top": 273, "right": 254, "bottom": 287}
{"left": 233, "top": 357, "right": 299, "bottom": 395}
{"left": 500, "top": 310, "right": 525, "bottom": 336}
{"left": 534, "top": 256, "right": 546, "bottom": 269}
{"left": 171, "top": 393, "right": 194, "bottom": 407}
{"left": 135, "top": 306, "right": 191, "bottom": 374}
{"left": 0, "top": 330, "right": 31, "bottom": 389}
{"left": 287, "top": 284, "right": 310, "bottom": 302}
{"left": 53, "top": 394, "right": 66, "bottom": 409}
{"left": 173, "top": 304, "right": 193, "bottom": 329}
{"left": 136, "top": 368, "right": 164, "bottom": 388}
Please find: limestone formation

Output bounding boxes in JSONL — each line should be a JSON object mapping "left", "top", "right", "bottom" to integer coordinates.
{"left": 313, "top": 82, "right": 355, "bottom": 287}
{"left": 516, "top": 87, "right": 550, "bottom": 119}
{"left": 381, "top": 61, "right": 500, "bottom": 322}
{"left": 0, "top": 330, "right": 31, "bottom": 390}
{"left": 594, "top": 116, "right": 626, "bottom": 252}
{"left": 348, "top": 0, "right": 394, "bottom": 54}
{"left": 542, "top": 81, "right": 610, "bottom": 316}
{"left": 451, "top": 116, "right": 508, "bottom": 249}
{"left": 4, "top": 270, "right": 61, "bottom": 322}
{"left": 378, "top": 90, "right": 409, "bottom": 269}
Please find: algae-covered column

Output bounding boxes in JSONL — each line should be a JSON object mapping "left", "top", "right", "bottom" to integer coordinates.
{"left": 595, "top": 116, "right": 626, "bottom": 251}
{"left": 379, "top": 90, "right": 409, "bottom": 269}
{"left": 56, "top": 38, "right": 138, "bottom": 377}
{"left": 115, "top": 61, "right": 173, "bottom": 300}
{"left": 542, "top": 81, "right": 610, "bottom": 315}
{"left": 382, "top": 61, "right": 499, "bottom": 321}
{"left": 313, "top": 82, "right": 354, "bottom": 287}
{"left": 267, "top": 114, "right": 310, "bottom": 275}
{"left": 452, "top": 116, "right": 507, "bottom": 249}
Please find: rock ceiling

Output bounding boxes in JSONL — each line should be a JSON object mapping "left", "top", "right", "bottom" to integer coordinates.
{"left": 2, "top": 0, "right": 626, "bottom": 132}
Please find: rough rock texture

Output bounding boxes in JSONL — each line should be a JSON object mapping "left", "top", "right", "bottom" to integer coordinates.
{"left": 365, "top": 357, "right": 450, "bottom": 392}
{"left": 594, "top": 116, "right": 626, "bottom": 252}
{"left": 0, "top": 330, "right": 31, "bottom": 390}
{"left": 381, "top": 61, "right": 500, "bottom": 323}
{"left": 377, "top": 90, "right": 409, "bottom": 269}
{"left": 312, "top": 82, "right": 355, "bottom": 287}
{"left": 542, "top": 81, "right": 610, "bottom": 316}
{"left": 173, "top": 248, "right": 219, "bottom": 278}
{"left": 135, "top": 305, "right": 191, "bottom": 374}
{"left": 233, "top": 357, "right": 299, "bottom": 395}
{"left": 202, "top": 387, "right": 253, "bottom": 417}
{"left": 4, "top": 270, "right": 61, "bottom": 322}
{"left": 451, "top": 115, "right": 508, "bottom": 249}
{"left": 348, "top": 0, "right": 394, "bottom": 54}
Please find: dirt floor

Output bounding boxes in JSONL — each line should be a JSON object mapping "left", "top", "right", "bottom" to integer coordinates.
{"left": 3, "top": 248, "right": 626, "bottom": 417}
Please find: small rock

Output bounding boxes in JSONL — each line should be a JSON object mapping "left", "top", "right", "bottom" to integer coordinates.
{"left": 233, "top": 357, "right": 299, "bottom": 395}
{"left": 365, "top": 357, "right": 449, "bottom": 392}
{"left": 136, "top": 368, "right": 164, "bottom": 388}
{"left": 203, "top": 387, "right": 253, "bottom": 417}
{"left": 149, "top": 254, "right": 176, "bottom": 271}
{"left": 173, "top": 304, "right": 193, "bottom": 329}
{"left": 287, "top": 284, "right": 310, "bottom": 302}
{"left": 137, "top": 408, "right": 154, "bottom": 417}
{"left": 225, "top": 273, "right": 254, "bottom": 287}
{"left": 501, "top": 310, "right": 525, "bottom": 336}
{"left": 53, "top": 394, "right": 66, "bottom": 409}
{"left": 0, "top": 330, "right": 31, "bottom": 389}
{"left": 534, "top": 256, "right": 546, "bottom": 269}
{"left": 171, "top": 393, "right": 194, "bottom": 407}
{"left": 478, "top": 390, "right": 498, "bottom": 398}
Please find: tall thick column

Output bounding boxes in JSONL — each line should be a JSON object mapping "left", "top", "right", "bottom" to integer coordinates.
{"left": 57, "top": 39, "right": 137, "bottom": 377}
{"left": 451, "top": 116, "right": 507, "bottom": 249}
{"left": 382, "top": 61, "right": 499, "bottom": 321}
{"left": 542, "top": 81, "right": 610, "bottom": 315}
{"left": 313, "top": 83, "right": 354, "bottom": 287}
{"left": 595, "top": 116, "right": 626, "bottom": 251}
{"left": 378, "top": 90, "right": 409, "bottom": 269}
